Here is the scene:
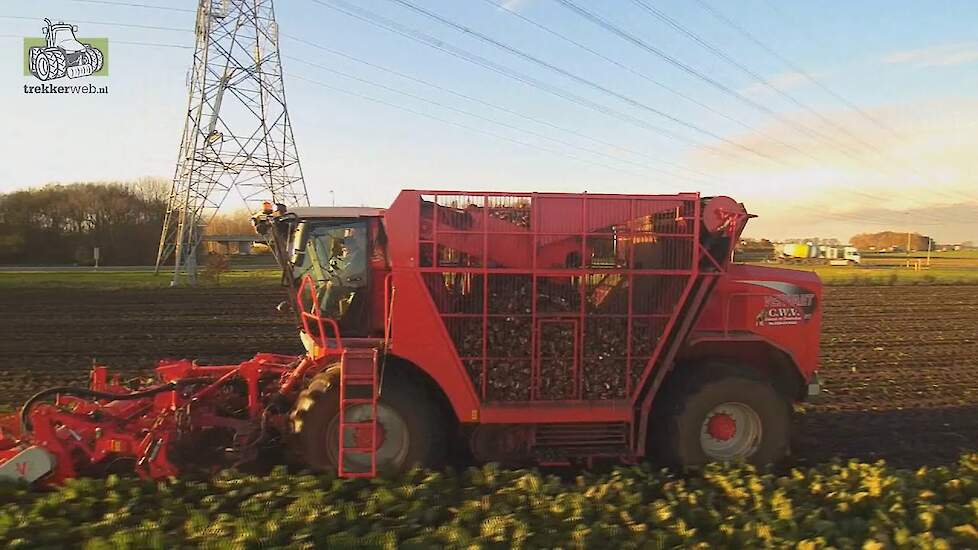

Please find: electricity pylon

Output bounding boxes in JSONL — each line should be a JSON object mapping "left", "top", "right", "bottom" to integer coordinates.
{"left": 156, "top": 0, "right": 308, "bottom": 285}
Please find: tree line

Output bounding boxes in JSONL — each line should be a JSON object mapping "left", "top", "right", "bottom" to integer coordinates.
{"left": 850, "top": 231, "right": 936, "bottom": 252}
{"left": 0, "top": 179, "right": 254, "bottom": 266}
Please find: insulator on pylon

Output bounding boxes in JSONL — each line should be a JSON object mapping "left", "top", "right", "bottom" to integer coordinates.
{"left": 213, "top": 0, "right": 229, "bottom": 19}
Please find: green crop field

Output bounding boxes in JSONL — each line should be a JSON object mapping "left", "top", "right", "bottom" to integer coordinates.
{"left": 745, "top": 263, "right": 978, "bottom": 286}
{"left": 0, "top": 270, "right": 281, "bottom": 290}
{"left": 863, "top": 250, "right": 978, "bottom": 260}
{"left": 1, "top": 457, "right": 976, "bottom": 548}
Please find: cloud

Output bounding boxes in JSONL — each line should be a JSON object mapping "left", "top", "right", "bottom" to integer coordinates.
{"left": 749, "top": 201, "right": 978, "bottom": 244}
{"left": 688, "top": 97, "right": 978, "bottom": 242}
{"left": 742, "top": 71, "right": 813, "bottom": 97}
{"left": 882, "top": 42, "right": 978, "bottom": 68}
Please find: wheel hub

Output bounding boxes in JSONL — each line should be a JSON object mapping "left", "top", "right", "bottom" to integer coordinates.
{"left": 327, "top": 403, "right": 409, "bottom": 472}
{"left": 351, "top": 422, "right": 387, "bottom": 449}
{"left": 706, "top": 412, "right": 736, "bottom": 441}
{"left": 699, "top": 402, "right": 762, "bottom": 461}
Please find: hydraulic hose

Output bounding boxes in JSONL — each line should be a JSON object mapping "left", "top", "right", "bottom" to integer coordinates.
{"left": 19, "top": 381, "right": 196, "bottom": 433}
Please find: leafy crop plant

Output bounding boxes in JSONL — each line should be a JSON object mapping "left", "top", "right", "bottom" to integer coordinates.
{"left": 1, "top": 454, "right": 976, "bottom": 549}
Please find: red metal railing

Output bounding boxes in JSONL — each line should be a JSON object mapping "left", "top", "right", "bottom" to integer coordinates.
{"left": 296, "top": 274, "right": 344, "bottom": 358}
{"left": 415, "top": 192, "right": 705, "bottom": 407}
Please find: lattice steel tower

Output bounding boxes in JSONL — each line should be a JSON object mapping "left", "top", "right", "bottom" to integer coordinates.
{"left": 156, "top": 0, "right": 308, "bottom": 284}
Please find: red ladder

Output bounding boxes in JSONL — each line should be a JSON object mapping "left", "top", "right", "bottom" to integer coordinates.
{"left": 338, "top": 348, "right": 379, "bottom": 478}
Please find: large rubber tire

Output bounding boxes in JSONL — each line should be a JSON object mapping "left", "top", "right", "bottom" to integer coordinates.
{"left": 31, "top": 49, "right": 51, "bottom": 80}
{"left": 44, "top": 50, "right": 67, "bottom": 80}
{"left": 28, "top": 47, "right": 42, "bottom": 76}
{"left": 290, "top": 367, "right": 446, "bottom": 475}
{"left": 651, "top": 364, "right": 791, "bottom": 467}
{"left": 85, "top": 46, "right": 104, "bottom": 73}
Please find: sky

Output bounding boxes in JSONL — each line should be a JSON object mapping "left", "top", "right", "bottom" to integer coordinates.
{"left": 1, "top": 0, "right": 977, "bottom": 243}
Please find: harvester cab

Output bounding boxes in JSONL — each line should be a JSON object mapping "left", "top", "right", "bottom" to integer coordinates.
{"left": 254, "top": 204, "right": 388, "bottom": 340}
{"left": 28, "top": 18, "right": 104, "bottom": 81}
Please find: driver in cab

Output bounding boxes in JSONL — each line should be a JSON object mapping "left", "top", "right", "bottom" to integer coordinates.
{"left": 322, "top": 228, "right": 366, "bottom": 317}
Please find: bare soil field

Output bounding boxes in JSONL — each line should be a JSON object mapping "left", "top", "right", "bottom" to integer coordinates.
{"left": 792, "top": 285, "right": 978, "bottom": 467}
{"left": 0, "top": 284, "right": 975, "bottom": 467}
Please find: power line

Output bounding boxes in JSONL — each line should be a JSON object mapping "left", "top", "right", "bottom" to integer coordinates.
{"left": 0, "top": 30, "right": 190, "bottom": 49}
{"left": 0, "top": 13, "right": 194, "bottom": 48}
{"left": 756, "top": 0, "right": 973, "bottom": 201}
{"left": 3, "top": 4, "right": 882, "bottom": 192}
{"left": 11, "top": 11, "right": 705, "bottom": 183}
{"left": 115, "top": 39, "right": 190, "bottom": 49}
{"left": 817, "top": 208, "right": 977, "bottom": 227}
{"left": 483, "top": 6, "right": 969, "bottom": 208}
{"left": 300, "top": 12, "right": 976, "bottom": 211}
{"left": 636, "top": 0, "right": 972, "bottom": 208}
{"left": 634, "top": 1, "right": 973, "bottom": 208}
{"left": 285, "top": 72, "right": 664, "bottom": 180}
{"left": 282, "top": 33, "right": 715, "bottom": 181}
{"left": 284, "top": 54, "right": 708, "bottom": 184}
{"left": 383, "top": 0, "right": 784, "bottom": 165}
{"left": 0, "top": 9, "right": 723, "bottom": 184}
{"left": 0, "top": 14, "right": 715, "bottom": 185}
{"left": 694, "top": 0, "right": 902, "bottom": 140}
{"left": 817, "top": 213, "right": 935, "bottom": 227}
{"left": 629, "top": 0, "right": 879, "bottom": 156}
{"left": 66, "top": 0, "right": 195, "bottom": 13}
{"left": 552, "top": 1, "right": 962, "bottom": 214}
{"left": 308, "top": 0, "right": 738, "bottom": 160}
{"left": 547, "top": 0, "right": 928, "bottom": 210}
{"left": 549, "top": 0, "right": 892, "bottom": 171}
{"left": 731, "top": 0, "right": 977, "bottom": 204}
{"left": 0, "top": 14, "right": 189, "bottom": 34}
{"left": 476, "top": 2, "right": 737, "bottom": 133}
{"left": 8, "top": 4, "right": 972, "bottom": 224}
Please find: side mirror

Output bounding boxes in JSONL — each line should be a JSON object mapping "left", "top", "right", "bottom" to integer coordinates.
{"left": 290, "top": 222, "right": 309, "bottom": 265}
{"left": 72, "top": 25, "right": 79, "bottom": 32}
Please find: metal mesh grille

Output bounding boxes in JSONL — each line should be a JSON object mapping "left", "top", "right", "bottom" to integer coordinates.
{"left": 533, "top": 422, "right": 629, "bottom": 456}
{"left": 417, "top": 193, "right": 699, "bottom": 403}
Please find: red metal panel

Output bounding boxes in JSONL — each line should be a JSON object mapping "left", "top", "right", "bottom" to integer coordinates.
{"left": 694, "top": 264, "right": 822, "bottom": 380}
{"left": 480, "top": 402, "right": 632, "bottom": 423}
{"left": 387, "top": 270, "right": 481, "bottom": 421}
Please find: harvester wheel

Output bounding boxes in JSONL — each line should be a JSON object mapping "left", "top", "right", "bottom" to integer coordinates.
{"left": 31, "top": 50, "right": 51, "bottom": 80}
{"left": 290, "top": 366, "right": 445, "bottom": 475}
{"left": 28, "top": 47, "right": 42, "bottom": 75}
{"left": 86, "top": 46, "right": 104, "bottom": 72}
{"left": 43, "top": 49, "right": 68, "bottom": 80}
{"left": 651, "top": 363, "right": 790, "bottom": 467}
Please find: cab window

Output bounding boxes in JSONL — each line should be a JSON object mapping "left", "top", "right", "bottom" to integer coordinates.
{"left": 293, "top": 221, "right": 369, "bottom": 328}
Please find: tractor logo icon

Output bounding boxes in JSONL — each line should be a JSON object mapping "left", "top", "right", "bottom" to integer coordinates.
{"left": 27, "top": 19, "right": 105, "bottom": 81}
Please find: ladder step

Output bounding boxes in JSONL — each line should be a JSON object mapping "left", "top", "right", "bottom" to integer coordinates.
{"left": 339, "top": 471, "right": 375, "bottom": 478}
{"left": 341, "top": 446, "right": 376, "bottom": 453}
{"left": 342, "top": 375, "right": 376, "bottom": 382}
{"left": 341, "top": 421, "right": 375, "bottom": 428}
{"left": 341, "top": 398, "right": 375, "bottom": 406}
